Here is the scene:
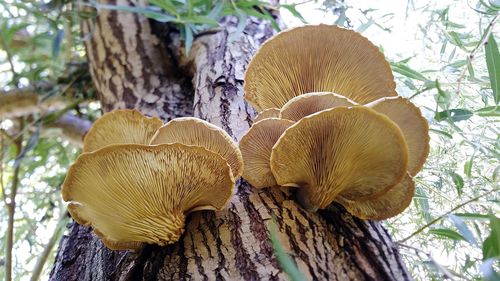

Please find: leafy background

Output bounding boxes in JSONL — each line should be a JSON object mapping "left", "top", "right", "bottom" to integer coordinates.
{"left": 0, "top": 0, "right": 498, "bottom": 280}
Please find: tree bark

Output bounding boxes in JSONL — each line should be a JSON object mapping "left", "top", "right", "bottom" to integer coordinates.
{"left": 50, "top": 2, "right": 412, "bottom": 280}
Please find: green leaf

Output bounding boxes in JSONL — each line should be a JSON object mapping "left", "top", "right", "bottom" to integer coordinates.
{"left": 447, "top": 171, "right": 464, "bottom": 195}
{"left": 52, "top": 29, "right": 64, "bottom": 58}
{"left": 485, "top": 35, "right": 500, "bottom": 104}
{"left": 455, "top": 213, "right": 491, "bottom": 221}
{"left": 483, "top": 216, "right": 500, "bottom": 260}
{"left": 207, "top": 0, "right": 225, "bottom": 20}
{"left": 149, "top": 0, "right": 179, "bottom": 15}
{"left": 476, "top": 106, "right": 500, "bottom": 117}
{"left": 480, "top": 258, "right": 500, "bottom": 281}
{"left": 467, "top": 59, "right": 475, "bottom": 78}
{"left": 447, "top": 31, "right": 465, "bottom": 49}
{"left": 415, "top": 186, "right": 432, "bottom": 223}
{"left": 94, "top": 3, "right": 176, "bottom": 22}
{"left": 391, "top": 62, "right": 428, "bottom": 81}
{"left": 434, "top": 80, "right": 451, "bottom": 110}
{"left": 280, "top": 4, "right": 306, "bottom": 23}
{"left": 184, "top": 24, "right": 193, "bottom": 54}
{"left": 357, "top": 18, "right": 375, "bottom": 33}
{"left": 228, "top": 10, "right": 248, "bottom": 42}
{"left": 464, "top": 157, "right": 473, "bottom": 177}
{"left": 428, "top": 228, "right": 466, "bottom": 241}
{"left": 429, "top": 128, "right": 453, "bottom": 139}
{"left": 268, "top": 219, "right": 306, "bottom": 281}
{"left": 446, "top": 59, "right": 467, "bottom": 69}
{"left": 434, "top": 109, "right": 473, "bottom": 122}
{"left": 187, "top": 16, "right": 219, "bottom": 26}
{"left": 243, "top": 8, "right": 280, "bottom": 31}
{"left": 448, "top": 214, "right": 478, "bottom": 246}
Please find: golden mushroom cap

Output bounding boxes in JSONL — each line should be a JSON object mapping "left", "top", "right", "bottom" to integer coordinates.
{"left": 83, "top": 109, "right": 163, "bottom": 153}
{"left": 365, "top": 96, "right": 430, "bottom": 176}
{"left": 244, "top": 24, "right": 396, "bottom": 111}
{"left": 239, "top": 118, "right": 295, "bottom": 188}
{"left": 254, "top": 108, "right": 280, "bottom": 123}
{"left": 62, "top": 143, "right": 235, "bottom": 250}
{"left": 270, "top": 106, "right": 408, "bottom": 210}
{"left": 279, "top": 92, "right": 357, "bottom": 122}
{"left": 150, "top": 117, "right": 243, "bottom": 178}
{"left": 335, "top": 173, "right": 415, "bottom": 220}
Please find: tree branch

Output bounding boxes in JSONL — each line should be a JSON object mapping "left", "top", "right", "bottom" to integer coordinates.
{"left": 456, "top": 15, "right": 499, "bottom": 92}
{"left": 0, "top": 89, "right": 68, "bottom": 118}
{"left": 5, "top": 118, "right": 24, "bottom": 281}
{"left": 44, "top": 113, "right": 92, "bottom": 148}
{"left": 30, "top": 212, "right": 70, "bottom": 281}
{"left": 399, "top": 187, "right": 500, "bottom": 243}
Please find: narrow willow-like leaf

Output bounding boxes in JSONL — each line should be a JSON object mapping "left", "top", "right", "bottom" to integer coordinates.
{"left": 464, "top": 157, "right": 474, "bottom": 177}
{"left": 482, "top": 216, "right": 500, "bottom": 260}
{"left": 268, "top": 219, "right": 306, "bottom": 281}
{"left": 435, "top": 109, "right": 473, "bottom": 122}
{"left": 280, "top": 4, "right": 307, "bottom": 23}
{"left": 448, "top": 171, "right": 464, "bottom": 195}
{"left": 184, "top": 24, "right": 193, "bottom": 54}
{"left": 428, "top": 228, "right": 466, "bottom": 241}
{"left": 391, "top": 62, "right": 428, "bottom": 81}
{"left": 429, "top": 128, "right": 453, "bottom": 139}
{"left": 448, "top": 214, "right": 478, "bottom": 246}
{"left": 485, "top": 35, "right": 500, "bottom": 104}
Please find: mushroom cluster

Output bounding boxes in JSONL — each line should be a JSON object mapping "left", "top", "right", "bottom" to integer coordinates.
{"left": 62, "top": 109, "right": 242, "bottom": 250}
{"left": 240, "top": 25, "right": 429, "bottom": 220}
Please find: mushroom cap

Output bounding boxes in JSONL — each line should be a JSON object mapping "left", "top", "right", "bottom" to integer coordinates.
{"left": 239, "top": 118, "right": 295, "bottom": 188}
{"left": 83, "top": 109, "right": 163, "bottom": 153}
{"left": 365, "top": 96, "right": 430, "bottom": 176}
{"left": 254, "top": 108, "right": 280, "bottom": 123}
{"left": 244, "top": 24, "right": 396, "bottom": 111}
{"left": 279, "top": 92, "right": 357, "bottom": 122}
{"left": 149, "top": 117, "right": 243, "bottom": 178}
{"left": 335, "top": 173, "right": 415, "bottom": 220}
{"left": 62, "top": 143, "right": 235, "bottom": 250}
{"left": 270, "top": 106, "right": 408, "bottom": 210}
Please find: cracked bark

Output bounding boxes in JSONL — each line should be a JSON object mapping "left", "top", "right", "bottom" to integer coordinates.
{"left": 50, "top": 1, "right": 412, "bottom": 280}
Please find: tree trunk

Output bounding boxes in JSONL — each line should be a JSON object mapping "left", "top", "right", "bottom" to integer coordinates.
{"left": 50, "top": 2, "right": 412, "bottom": 280}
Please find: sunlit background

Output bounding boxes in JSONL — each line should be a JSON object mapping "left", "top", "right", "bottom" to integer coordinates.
{"left": 0, "top": 0, "right": 499, "bottom": 280}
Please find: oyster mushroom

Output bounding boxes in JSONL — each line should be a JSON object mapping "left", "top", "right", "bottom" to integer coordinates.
{"left": 239, "top": 118, "right": 294, "bottom": 188}
{"left": 270, "top": 106, "right": 408, "bottom": 210}
{"left": 62, "top": 144, "right": 234, "bottom": 250}
{"left": 83, "top": 109, "right": 163, "bottom": 153}
{"left": 150, "top": 117, "right": 243, "bottom": 178}
{"left": 244, "top": 24, "right": 396, "bottom": 111}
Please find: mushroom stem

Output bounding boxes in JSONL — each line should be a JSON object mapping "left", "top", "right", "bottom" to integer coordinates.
{"left": 295, "top": 185, "right": 319, "bottom": 212}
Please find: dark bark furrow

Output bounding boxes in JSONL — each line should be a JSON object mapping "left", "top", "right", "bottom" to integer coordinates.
{"left": 227, "top": 202, "right": 260, "bottom": 279}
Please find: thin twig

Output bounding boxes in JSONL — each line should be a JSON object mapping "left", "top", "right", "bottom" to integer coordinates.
{"left": 30, "top": 212, "right": 69, "bottom": 281}
{"left": 399, "top": 187, "right": 500, "bottom": 243}
{"left": 0, "top": 135, "right": 5, "bottom": 200}
{"left": 456, "top": 15, "right": 499, "bottom": 93}
{"left": 5, "top": 118, "right": 24, "bottom": 281}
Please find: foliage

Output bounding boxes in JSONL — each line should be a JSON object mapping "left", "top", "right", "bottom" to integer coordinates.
{"left": 90, "top": 0, "right": 291, "bottom": 53}
{"left": 0, "top": 0, "right": 499, "bottom": 281}
{"left": 320, "top": 1, "right": 500, "bottom": 280}
{"left": 0, "top": 1, "right": 95, "bottom": 280}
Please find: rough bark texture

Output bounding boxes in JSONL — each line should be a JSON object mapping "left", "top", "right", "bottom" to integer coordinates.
{"left": 50, "top": 2, "right": 412, "bottom": 280}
